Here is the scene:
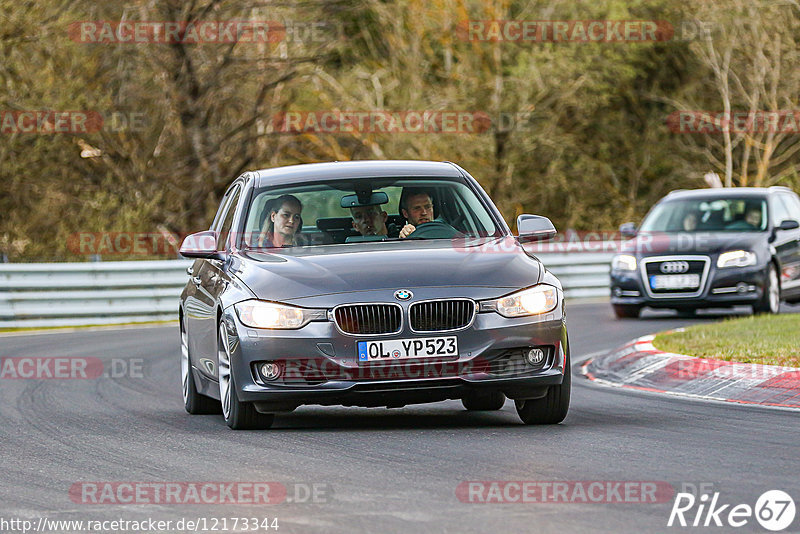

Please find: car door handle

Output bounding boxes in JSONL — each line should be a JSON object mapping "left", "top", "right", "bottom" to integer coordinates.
{"left": 191, "top": 276, "right": 202, "bottom": 285}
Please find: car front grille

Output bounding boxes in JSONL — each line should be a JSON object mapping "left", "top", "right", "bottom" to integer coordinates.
{"left": 643, "top": 256, "right": 709, "bottom": 295}
{"left": 644, "top": 259, "right": 707, "bottom": 277}
{"left": 409, "top": 299, "right": 475, "bottom": 332}
{"left": 334, "top": 304, "right": 402, "bottom": 335}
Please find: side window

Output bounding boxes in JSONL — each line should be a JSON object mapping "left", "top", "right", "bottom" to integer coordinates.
{"left": 217, "top": 186, "right": 241, "bottom": 251}
{"left": 780, "top": 194, "right": 800, "bottom": 221}
{"left": 771, "top": 195, "right": 792, "bottom": 226}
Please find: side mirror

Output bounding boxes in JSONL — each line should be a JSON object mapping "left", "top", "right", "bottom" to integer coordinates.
{"left": 777, "top": 219, "right": 800, "bottom": 231}
{"left": 517, "top": 214, "right": 557, "bottom": 242}
{"left": 619, "top": 222, "right": 637, "bottom": 238}
{"left": 180, "top": 231, "right": 226, "bottom": 260}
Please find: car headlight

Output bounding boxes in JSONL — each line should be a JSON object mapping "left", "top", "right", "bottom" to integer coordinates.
{"left": 234, "top": 300, "right": 326, "bottom": 329}
{"left": 717, "top": 250, "right": 757, "bottom": 268}
{"left": 481, "top": 285, "right": 559, "bottom": 317}
{"left": 611, "top": 254, "right": 637, "bottom": 271}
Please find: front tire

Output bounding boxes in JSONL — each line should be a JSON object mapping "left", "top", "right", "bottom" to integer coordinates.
{"left": 218, "top": 322, "right": 274, "bottom": 430}
{"left": 462, "top": 391, "right": 506, "bottom": 411}
{"left": 613, "top": 304, "right": 641, "bottom": 319}
{"left": 754, "top": 263, "right": 780, "bottom": 315}
{"left": 182, "top": 319, "right": 220, "bottom": 414}
{"left": 515, "top": 354, "right": 571, "bottom": 425}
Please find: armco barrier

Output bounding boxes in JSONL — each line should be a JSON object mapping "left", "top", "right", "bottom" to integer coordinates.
{"left": 538, "top": 252, "right": 614, "bottom": 300}
{"left": 0, "top": 252, "right": 614, "bottom": 328}
{"left": 0, "top": 260, "right": 193, "bottom": 328}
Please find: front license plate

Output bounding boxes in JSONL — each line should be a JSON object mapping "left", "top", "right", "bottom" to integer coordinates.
{"left": 650, "top": 274, "right": 700, "bottom": 290}
{"left": 357, "top": 337, "right": 458, "bottom": 362}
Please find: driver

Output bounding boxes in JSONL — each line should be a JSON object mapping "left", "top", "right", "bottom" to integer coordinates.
{"left": 726, "top": 205, "right": 763, "bottom": 231}
{"left": 744, "top": 207, "right": 762, "bottom": 229}
{"left": 398, "top": 188, "right": 435, "bottom": 239}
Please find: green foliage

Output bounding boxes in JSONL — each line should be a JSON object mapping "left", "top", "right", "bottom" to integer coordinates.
{"left": 1, "top": 0, "right": 798, "bottom": 260}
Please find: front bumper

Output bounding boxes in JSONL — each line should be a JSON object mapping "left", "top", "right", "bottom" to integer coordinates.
{"left": 218, "top": 300, "right": 568, "bottom": 410}
{"left": 610, "top": 262, "right": 767, "bottom": 308}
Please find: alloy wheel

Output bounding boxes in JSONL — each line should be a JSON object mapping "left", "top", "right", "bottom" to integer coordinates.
{"left": 769, "top": 266, "right": 780, "bottom": 313}
{"left": 180, "top": 323, "right": 190, "bottom": 403}
{"left": 218, "top": 323, "right": 232, "bottom": 420}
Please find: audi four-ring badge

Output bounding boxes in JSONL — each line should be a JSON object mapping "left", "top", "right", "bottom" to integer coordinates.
{"left": 610, "top": 187, "right": 800, "bottom": 318}
{"left": 659, "top": 261, "right": 689, "bottom": 274}
{"left": 178, "top": 161, "right": 570, "bottom": 429}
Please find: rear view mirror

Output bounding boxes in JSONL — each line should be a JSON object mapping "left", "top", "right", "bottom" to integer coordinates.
{"left": 517, "top": 214, "right": 557, "bottom": 242}
{"left": 340, "top": 192, "right": 389, "bottom": 208}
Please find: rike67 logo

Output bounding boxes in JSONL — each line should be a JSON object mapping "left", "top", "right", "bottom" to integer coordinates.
{"left": 668, "top": 490, "right": 796, "bottom": 531}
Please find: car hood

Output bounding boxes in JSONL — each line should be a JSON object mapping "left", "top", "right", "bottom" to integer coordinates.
{"left": 230, "top": 238, "right": 542, "bottom": 303}
{"left": 621, "top": 231, "right": 767, "bottom": 257}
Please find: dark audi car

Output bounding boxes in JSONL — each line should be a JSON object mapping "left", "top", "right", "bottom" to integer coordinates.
{"left": 179, "top": 161, "right": 570, "bottom": 429}
{"left": 610, "top": 187, "right": 800, "bottom": 318}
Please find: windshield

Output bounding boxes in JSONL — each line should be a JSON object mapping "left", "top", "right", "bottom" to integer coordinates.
{"left": 639, "top": 197, "right": 768, "bottom": 233}
{"left": 240, "top": 176, "right": 501, "bottom": 249}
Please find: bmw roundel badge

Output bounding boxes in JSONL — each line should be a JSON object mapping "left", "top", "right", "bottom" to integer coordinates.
{"left": 394, "top": 289, "right": 413, "bottom": 301}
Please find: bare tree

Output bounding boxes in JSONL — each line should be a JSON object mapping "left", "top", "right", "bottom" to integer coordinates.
{"left": 678, "top": 0, "right": 800, "bottom": 187}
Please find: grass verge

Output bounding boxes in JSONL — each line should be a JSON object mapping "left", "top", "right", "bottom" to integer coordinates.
{"left": 653, "top": 314, "right": 800, "bottom": 367}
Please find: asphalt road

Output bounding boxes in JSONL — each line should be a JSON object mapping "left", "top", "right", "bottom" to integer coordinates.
{"left": 0, "top": 302, "right": 798, "bottom": 533}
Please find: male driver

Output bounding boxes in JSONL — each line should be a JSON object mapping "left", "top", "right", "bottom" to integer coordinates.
{"left": 744, "top": 207, "right": 762, "bottom": 229}
{"left": 350, "top": 204, "right": 389, "bottom": 236}
{"left": 727, "top": 206, "right": 763, "bottom": 231}
{"left": 398, "top": 188, "right": 435, "bottom": 239}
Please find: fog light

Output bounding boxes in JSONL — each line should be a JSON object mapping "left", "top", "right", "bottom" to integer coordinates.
{"left": 525, "top": 348, "right": 546, "bottom": 368}
{"left": 259, "top": 362, "right": 282, "bottom": 381}
{"left": 736, "top": 282, "right": 752, "bottom": 293}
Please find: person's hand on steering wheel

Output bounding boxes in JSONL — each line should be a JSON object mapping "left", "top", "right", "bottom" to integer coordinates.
{"left": 399, "top": 223, "right": 416, "bottom": 239}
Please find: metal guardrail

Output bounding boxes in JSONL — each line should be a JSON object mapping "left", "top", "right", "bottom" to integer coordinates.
{"left": 0, "top": 253, "right": 614, "bottom": 328}
{"left": 537, "top": 252, "right": 615, "bottom": 300}
{"left": 0, "top": 260, "right": 193, "bottom": 328}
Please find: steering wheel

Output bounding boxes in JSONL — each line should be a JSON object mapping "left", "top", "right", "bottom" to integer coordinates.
{"left": 405, "top": 221, "right": 461, "bottom": 239}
